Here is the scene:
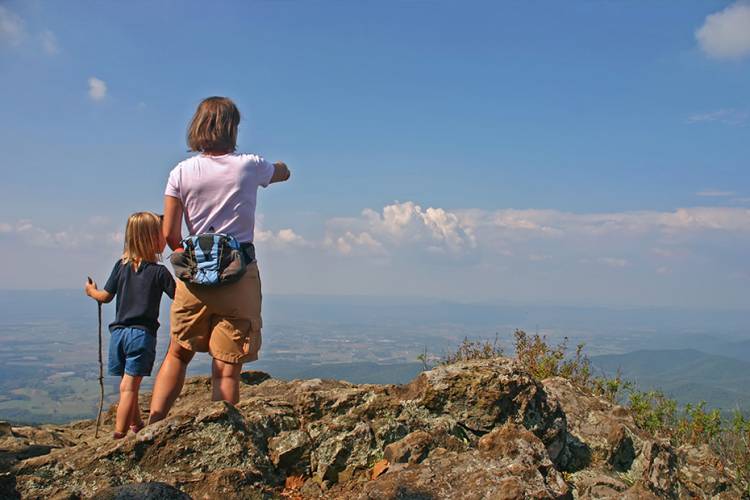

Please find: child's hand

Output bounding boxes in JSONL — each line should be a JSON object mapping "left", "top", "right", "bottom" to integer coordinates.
{"left": 85, "top": 277, "right": 98, "bottom": 298}
{"left": 85, "top": 278, "right": 114, "bottom": 303}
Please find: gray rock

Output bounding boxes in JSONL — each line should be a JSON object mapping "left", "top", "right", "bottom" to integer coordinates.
{"left": 91, "top": 482, "right": 191, "bottom": 499}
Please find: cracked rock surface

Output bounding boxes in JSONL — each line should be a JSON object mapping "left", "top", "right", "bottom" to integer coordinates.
{"left": 0, "top": 359, "right": 741, "bottom": 499}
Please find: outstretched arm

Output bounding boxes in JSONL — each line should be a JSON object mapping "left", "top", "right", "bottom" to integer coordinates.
{"left": 163, "top": 195, "right": 184, "bottom": 251}
{"left": 270, "top": 162, "right": 291, "bottom": 184}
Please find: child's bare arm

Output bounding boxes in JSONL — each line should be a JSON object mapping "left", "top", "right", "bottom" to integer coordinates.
{"left": 85, "top": 278, "right": 114, "bottom": 303}
{"left": 270, "top": 162, "right": 291, "bottom": 184}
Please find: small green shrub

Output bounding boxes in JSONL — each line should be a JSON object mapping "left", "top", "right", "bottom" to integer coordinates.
{"left": 439, "top": 333, "right": 504, "bottom": 366}
{"left": 716, "top": 410, "right": 750, "bottom": 495}
{"left": 512, "top": 330, "right": 592, "bottom": 388}
{"left": 627, "top": 389, "right": 678, "bottom": 436}
{"left": 591, "top": 370, "right": 633, "bottom": 404}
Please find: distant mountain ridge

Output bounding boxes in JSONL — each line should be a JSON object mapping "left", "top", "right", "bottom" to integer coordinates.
{"left": 591, "top": 348, "right": 750, "bottom": 413}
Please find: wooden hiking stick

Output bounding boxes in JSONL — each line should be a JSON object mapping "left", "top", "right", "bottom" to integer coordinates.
{"left": 89, "top": 277, "right": 105, "bottom": 438}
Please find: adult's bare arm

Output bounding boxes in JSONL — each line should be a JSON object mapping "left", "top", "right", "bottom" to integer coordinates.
{"left": 163, "top": 195, "right": 184, "bottom": 251}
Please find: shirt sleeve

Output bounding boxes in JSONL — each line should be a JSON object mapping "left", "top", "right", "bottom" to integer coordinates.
{"left": 165, "top": 166, "right": 181, "bottom": 198}
{"left": 103, "top": 261, "right": 121, "bottom": 295}
{"left": 161, "top": 267, "right": 176, "bottom": 300}
{"left": 257, "top": 157, "right": 275, "bottom": 188}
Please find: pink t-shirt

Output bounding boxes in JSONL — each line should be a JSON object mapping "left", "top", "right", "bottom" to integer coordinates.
{"left": 165, "top": 153, "right": 275, "bottom": 243}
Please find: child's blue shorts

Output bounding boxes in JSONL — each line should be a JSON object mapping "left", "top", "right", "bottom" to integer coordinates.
{"left": 108, "top": 327, "right": 157, "bottom": 377}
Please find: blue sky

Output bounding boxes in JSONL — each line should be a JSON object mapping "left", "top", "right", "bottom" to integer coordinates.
{"left": 1, "top": 1, "right": 749, "bottom": 309}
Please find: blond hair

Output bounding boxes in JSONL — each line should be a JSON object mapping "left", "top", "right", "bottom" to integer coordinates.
{"left": 121, "top": 212, "right": 163, "bottom": 269}
{"left": 187, "top": 96, "right": 241, "bottom": 153}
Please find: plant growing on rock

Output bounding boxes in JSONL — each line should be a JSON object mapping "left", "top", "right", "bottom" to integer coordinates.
{"left": 512, "top": 329, "right": 593, "bottom": 389}
{"left": 439, "top": 333, "right": 504, "bottom": 366}
{"left": 716, "top": 410, "right": 750, "bottom": 495}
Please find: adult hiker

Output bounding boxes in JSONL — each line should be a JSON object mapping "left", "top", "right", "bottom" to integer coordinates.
{"left": 148, "top": 96, "right": 290, "bottom": 424}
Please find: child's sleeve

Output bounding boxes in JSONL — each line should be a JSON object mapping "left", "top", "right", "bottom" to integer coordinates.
{"left": 161, "top": 267, "right": 176, "bottom": 299}
{"left": 103, "top": 261, "right": 121, "bottom": 296}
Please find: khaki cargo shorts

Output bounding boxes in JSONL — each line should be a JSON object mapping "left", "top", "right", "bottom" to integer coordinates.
{"left": 170, "top": 261, "right": 263, "bottom": 364}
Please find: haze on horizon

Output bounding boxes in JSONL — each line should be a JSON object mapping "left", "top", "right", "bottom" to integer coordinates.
{"left": 1, "top": 1, "right": 749, "bottom": 310}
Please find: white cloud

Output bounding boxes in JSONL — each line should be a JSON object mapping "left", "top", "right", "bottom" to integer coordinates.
{"left": 597, "top": 257, "right": 629, "bottom": 268}
{"left": 0, "top": 6, "right": 24, "bottom": 47}
{"left": 696, "top": 1, "right": 750, "bottom": 60}
{"left": 40, "top": 30, "right": 59, "bottom": 55}
{"left": 255, "top": 227, "right": 308, "bottom": 249}
{"left": 528, "top": 254, "right": 551, "bottom": 262}
{"left": 88, "top": 215, "right": 111, "bottom": 226}
{"left": 463, "top": 207, "right": 750, "bottom": 236}
{"left": 329, "top": 231, "right": 385, "bottom": 256}
{"left": 331, "top": 201, "right": 475, "bottom": 255}
{"left": 652, "top": 248, "right": 676, "bottom": 258}
{"left": 697, "top": 189, "right": 735, "bottom": 197}
{"left": 688, "top": 109, "right": 748, "bottom": 125}
{"left": 88, "top": 77, "right": 107, "bottom": 101}
{"left": 324, "top": 202, "right": 750, "bottom": 265}
{"left": 2, "top": 220, "right": 120, "bottom": 250}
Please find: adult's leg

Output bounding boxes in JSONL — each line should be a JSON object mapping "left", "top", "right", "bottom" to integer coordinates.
{"left": 116, "top": 375, "right": 143, "bottom": 435}
{"left": 211, "top": 358, "right": 243, "bottom": 404}
{"left": 148, "top": 339, "right": 194, "bottom": 424}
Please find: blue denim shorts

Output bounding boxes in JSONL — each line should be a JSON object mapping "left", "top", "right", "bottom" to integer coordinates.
{"left": 108, "top": 327, "right": 157, "bottom": 377}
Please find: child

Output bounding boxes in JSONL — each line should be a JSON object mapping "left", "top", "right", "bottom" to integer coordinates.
{"left": 85, "top": 212, "right": 175, "bottom": 438}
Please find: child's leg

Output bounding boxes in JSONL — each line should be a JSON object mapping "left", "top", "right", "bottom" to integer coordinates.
{"left": 130, "top": 390, "right": 144, "bottom": 429}
{"left": 115, "top": 374, "right": 143, "bottom": 435}
{"left": 211, "top": 358, "right": 243, "bottom": 404}
{"left": 148, "top": 339, "right": 194, "bottom": 424}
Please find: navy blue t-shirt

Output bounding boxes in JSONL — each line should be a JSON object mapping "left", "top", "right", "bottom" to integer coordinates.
{"left": 103, "top": 260, "right": 176, "bottom": 336}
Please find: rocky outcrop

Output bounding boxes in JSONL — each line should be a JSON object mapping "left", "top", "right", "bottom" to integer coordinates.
{"left": 542, "top": 376, "right": 739, "bottom": 499}
{"left": 0, "top": 358, "right": 741, "bottom": 499}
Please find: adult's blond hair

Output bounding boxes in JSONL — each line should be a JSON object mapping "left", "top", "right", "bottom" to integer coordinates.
{"left": 122, "top": 212, "right": 162, "bottom": 269}
{"left": 187, "top": 96, "right": 241, "bottom": 153}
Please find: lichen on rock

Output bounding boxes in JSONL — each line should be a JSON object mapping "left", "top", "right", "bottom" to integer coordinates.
{"left": 1, "top": 361, "right": 742, "bottom": 499}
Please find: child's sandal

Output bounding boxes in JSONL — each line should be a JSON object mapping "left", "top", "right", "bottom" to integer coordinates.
{"left": 113, "top": 431, "right": 127, "bottom": 440}
{"left": 130, "top": 422, "right": 145, "bottom": 434}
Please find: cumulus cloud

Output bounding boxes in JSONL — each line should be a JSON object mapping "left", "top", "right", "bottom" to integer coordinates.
{"left": 696, "top": 1, "right": 750, "bottom": 60}
{"left": 329, "top": 201, "right": 476, "bottom": 256}
{"left": 328, "top": 231, "right": 385, "bottom": 256}
{"left": 0, "top": 6, "right": 24, "bottom": 47}
{"left": 88, "top": 77, "right": 107, "bottom": 101}
{"left": 322, "top": 202, "right": 750, "bottom": 269}
{"left": 255, "top": 227, "right": 308, "bottom": 249}
{"left": 40, "top": 30, "right": 59, "bottom": 55}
